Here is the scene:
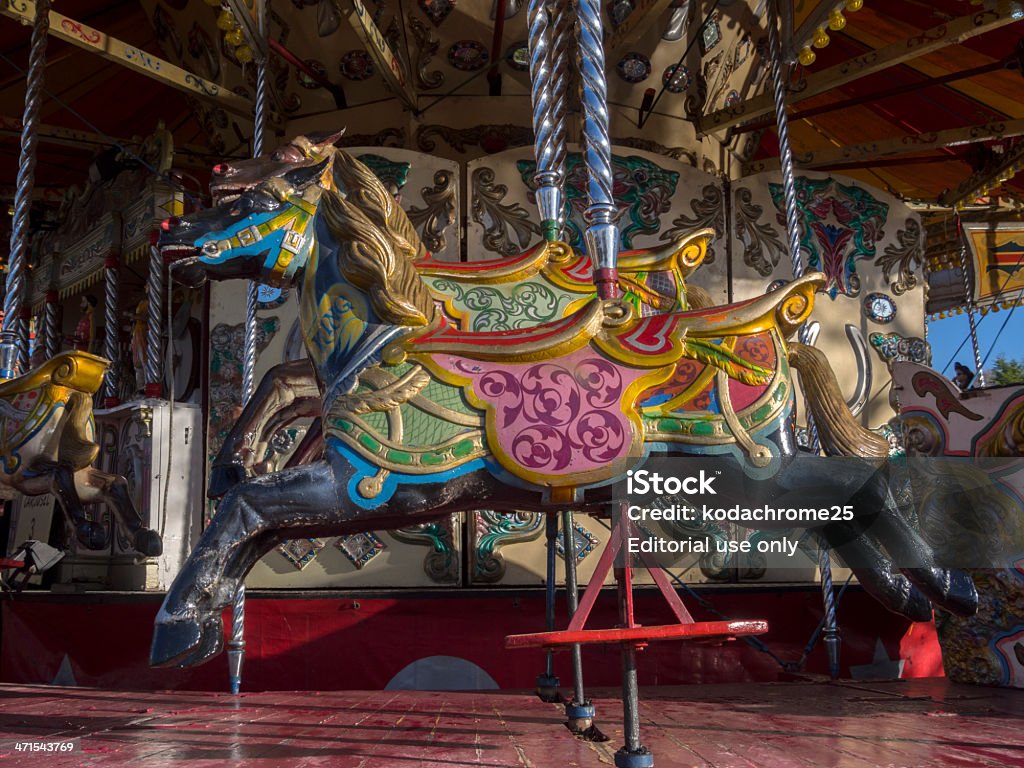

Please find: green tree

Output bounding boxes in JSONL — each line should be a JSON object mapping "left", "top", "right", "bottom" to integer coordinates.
{"left": 989, "top": 355, "right": 1024, "bottom": 386}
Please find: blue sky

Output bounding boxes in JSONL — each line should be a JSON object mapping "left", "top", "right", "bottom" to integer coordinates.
{"left": 928, "top": 308, "right": 1024, "bottom": 379}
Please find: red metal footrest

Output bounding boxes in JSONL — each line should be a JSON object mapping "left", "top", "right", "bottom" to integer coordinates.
{"left": 506, "top": 619, "right": 768, "bottom": 650}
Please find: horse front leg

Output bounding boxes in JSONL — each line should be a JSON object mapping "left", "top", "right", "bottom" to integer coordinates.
{"left": 72, "top": 467, "right": 163, "bottom": 557}
{"left": 47, "top": 463, "right": 108, "bottom": 551}
{"left": 151, "top": 460, "right": 502, "bottom": 669}
{"left": 250, "top": 396, "right": 322, "bottom": 474}
{"left": 208, "top": 358, "right": 319, "bottom": 498}
{"left": 283, "top": 417, "right": 324, "bottom": 469}
{"left": 152, "top": 460, "right": 340, "bottom": 668}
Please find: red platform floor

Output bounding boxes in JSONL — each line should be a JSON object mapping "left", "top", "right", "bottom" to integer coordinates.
{"left": 0, "top": 678, "right": 1021, "bottom": 767}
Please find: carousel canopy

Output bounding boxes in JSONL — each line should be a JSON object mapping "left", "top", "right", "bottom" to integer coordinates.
{"left": 0, "top": 1, "right": 1021, "bottom": 270}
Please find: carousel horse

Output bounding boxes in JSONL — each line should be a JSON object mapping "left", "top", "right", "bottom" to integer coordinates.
{"left": 0, "top": 351, "right": 163, "bottom": 556}
{"left": 890, "top": 362, "right": 1024, "bottom": 688}
{"left": 151, "top": 132, "right": 976, "bottom": 668}
{"left": 206, "top": 137, "right": 713, "bottom": 496}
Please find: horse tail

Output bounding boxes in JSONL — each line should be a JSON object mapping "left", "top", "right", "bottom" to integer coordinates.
{"left": 685, "top": 284, "right": 715, "bottom": 310}
{"left": 58, "top": 391, "right": 101, "bottom": 470}
{"left": 321, "top": 189, "right": 436, "bottom": 327}
{"left": 332, "top": 150, "right": 426, "bottom": 262}
{"left": 788, "top": 342, "right": 889, "bottom": 458}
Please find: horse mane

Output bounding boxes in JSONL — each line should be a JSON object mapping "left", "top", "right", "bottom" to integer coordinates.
{"left": 330, "top": 149, "right": 426, "bottom": 262}
{"left": 320, "top": 176, "right": 436, "bottom": 328}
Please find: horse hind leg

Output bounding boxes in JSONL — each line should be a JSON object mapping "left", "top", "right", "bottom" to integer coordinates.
{"left": 866, "top": 503, "right": 978, "bottom": 617}
{"left": 818, "top": 520, "right": 933, "bottom": 622}
{"left": 73, "top": 467, "right": 163, "bottom": 557}
{"left": 835, "top": 468, "right": 978, "bottom": 617}
{"left": 208, "top": 358, "right": 319, "bottom": 499}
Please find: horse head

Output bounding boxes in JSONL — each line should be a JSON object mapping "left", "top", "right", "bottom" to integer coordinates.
{"left": 159, "top": 130, "right": 344, "bottom": 287}
{"left": 161, "top": 127, "right": 438, "bottom": 386}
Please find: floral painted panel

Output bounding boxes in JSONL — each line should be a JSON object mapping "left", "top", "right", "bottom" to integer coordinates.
{"left": 768, "top": 177, "right": 889, "bottom": 299}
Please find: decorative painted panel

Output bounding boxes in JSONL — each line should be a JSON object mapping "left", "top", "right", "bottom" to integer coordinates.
{"left": 730, "top": 171, "right": 926, "bottom": 432}
{"left": 465, "top": 144, "right": 727, "bottom": 303}
{"left": 963, "top": 221, "right": 1024, "bottom": 306}
{"left": 767, "top": 177, "right": 889, "bottom": 299}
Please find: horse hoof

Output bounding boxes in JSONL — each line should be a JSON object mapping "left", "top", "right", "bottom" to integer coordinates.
{"left": 942, "top": 570, "right": 978, "bottom": 617}
{"left": 208, "top": 463, "right": 247, "bottom": 499}
{"left": 77, "top": 522, "right": 108, "bottom": 551}
{"left": 134, "top": 529, "right": 163, "bottom": 558}
{"left": 900, "top": 585, "right": 934, "bottom": 623}
{"left": 150, "top": 613, "right": 224, "bottom": 668}
{"left": 151, "top": 616, "right": 202, "bottom": 668}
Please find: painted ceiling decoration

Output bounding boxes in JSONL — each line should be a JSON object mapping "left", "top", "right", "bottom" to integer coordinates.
{"left": 420, "top": 0, "right": 457, "bottom": 28}
{"left": 617, "top": 52, "right": 652, "bottom": 83}
{"left": 339, "top": 49, "right": 375, "bottom": 80}
{"left": 662, "top": 63, "right": 692, "bottom": 93}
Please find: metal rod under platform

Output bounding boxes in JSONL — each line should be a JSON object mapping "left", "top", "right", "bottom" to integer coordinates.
{"left": 561, "top": 510, "right": 593, "bottom": 733}
{"left": 536, "top": 513, "right": 561, "bottom": 702}
{"left": 614, "top": 515, "right": 652, "bottom": 768}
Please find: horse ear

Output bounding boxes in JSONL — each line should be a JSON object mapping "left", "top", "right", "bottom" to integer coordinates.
{"left": 284, "top": 157, "right": 331, "bottom": 190}
{"left": 308, "top": 128, "right": 346, "bottom": 151}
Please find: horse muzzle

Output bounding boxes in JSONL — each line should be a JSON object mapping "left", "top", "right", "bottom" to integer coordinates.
{"left": 159, "top": 245, "right": 207, "bottom": 287}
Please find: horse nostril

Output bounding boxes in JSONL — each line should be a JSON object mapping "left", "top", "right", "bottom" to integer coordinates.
{"left": 213, "top": 163, "right": 231, "bottom": 175}
{"left": 161, "top": 217, "right": 181, "bottom": 231}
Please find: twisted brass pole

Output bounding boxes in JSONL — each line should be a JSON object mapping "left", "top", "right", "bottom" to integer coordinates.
{"left": 103, "top": 254, "right": 120, "bottom": 404}
{"left": 43, "top": 290, "right": 59, "bottom": 360}
{"left": 229, "top": 0, "right": 269, "bottom": 698}
{"left": 575, "top": 0, "right": 619, "bottom": 300}
{"left": 145, "top": 241, "right": 164, "bottom": 396}
{"left": 958, "top": 243, "right": 986, "bottom": 387}
{"left": 767, "top": 0, "right": 837, "bottom": 679}
{"left": 1, "top": 0, "right": 50, "bottom": 379}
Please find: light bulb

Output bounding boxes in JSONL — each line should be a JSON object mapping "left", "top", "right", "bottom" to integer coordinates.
{"left": 798, "top": 46, "right": 817, "bottom": 66}
{"left": 812, "top": 27, "right": 830, "bottom": 49}
{"left": 216, "top": 10, "right": 234, "bottom": 31}
{"left": 845, "top": 0, "right": 863, "bottom": 11}
{"left": 828, "top": 9, "right": 846, "bottom": 31}
{"left": 235, "top": 45, "right": 254, "bottom": 63}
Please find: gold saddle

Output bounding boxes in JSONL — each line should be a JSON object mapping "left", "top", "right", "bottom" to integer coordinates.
{"left": 0, "top": 351, "right": 110, "bottom": 398}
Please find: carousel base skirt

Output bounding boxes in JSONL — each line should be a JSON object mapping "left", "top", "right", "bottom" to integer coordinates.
{"left": 2, "top": 586, "right": 942, "bottom": 691}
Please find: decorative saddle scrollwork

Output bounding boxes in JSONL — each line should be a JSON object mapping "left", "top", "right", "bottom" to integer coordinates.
{"left": 399, "top": 273, "right": 820, "bottom": 370}
{"left": 416, "top": 229, "right": 711, "bottom": 287}
{"left": 374, "top": 275, "right": 823, "bottom": 490}
{"left": 416, "top": 230, "right": 713, "bottom": 329}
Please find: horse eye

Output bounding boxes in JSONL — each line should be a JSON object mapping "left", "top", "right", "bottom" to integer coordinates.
{"left": 251, "top": 191, "right": 282, "bottom": 211}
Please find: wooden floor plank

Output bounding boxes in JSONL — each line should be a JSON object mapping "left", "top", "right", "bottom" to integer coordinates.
{"left": 0, "top": 681, "right": 1019, "bottom": 767}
